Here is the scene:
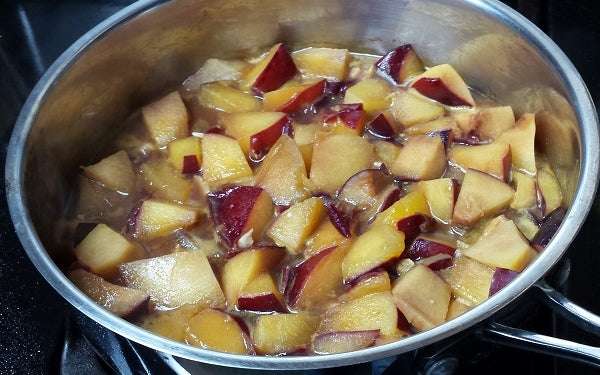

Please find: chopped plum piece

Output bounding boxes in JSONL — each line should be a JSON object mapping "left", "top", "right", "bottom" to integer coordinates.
{"left": 376, "top": 44, "right": 425, "bottom": 84}
{"left": 406, "top": 234, "right": 456, "bottom": 261}
{"left": 207, "top": 185, "right": 274, "bottom": 251}
{"left": 323, "top": 103, "right": 368, "bottom": 135}
{"left": 366, "top": 112, "right": 399, "bottom": 139}
{"left": 237, "top": 273, "right": 287, "bottom": 313}
{"left": 417, "top": 253, "right": 453, "bottom": 271}
{"left": 530, "top": 206, "right": 567, "bottom": 251}
{"left": 68, "top": 269, "right": 149, "bottom": 319}
{"left": 311, "top": 330, "right": 380, "bottom": 354}
{"left": 318, "top": 193, "right": 352, "bottom": 238}
{"left": 342, "top": 225, "right": 405, "bottom": 283}
{"left": 311, "top": 80, "right": 355, "bottom": 113}
{"left": 410, "top": 64, "right": 475, "bottom": 107}
{"left": 397, "top": 214, "right": 435, "bottom": 248}
{"left": 338, "top": 167, "right": 396, "bottom": 210}
{"left": 264, "top": 79, "right": 327, "bottom": 113}
{"left": 392, "top": 264, "right": 451, "bottom": 331}
{"left": 285, "top": 245, "right": 346, "bottom": 311}
{"left": 489, "top": 268, "right": 520, "bottom": 296}
{"left": 242, "top": 43, "right": 298, "bottom": 96}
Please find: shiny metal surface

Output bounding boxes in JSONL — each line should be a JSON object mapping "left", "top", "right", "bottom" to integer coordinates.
{"left": 479, "top": 322, "right": 600, "bottom": 368}
{"left": 5, "top": 0, "right": 600, "bottom": 370}
{"left": 472, "top": 280, "right": 600, "bottom": 368}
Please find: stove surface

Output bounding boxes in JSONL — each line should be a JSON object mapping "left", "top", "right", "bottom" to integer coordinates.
{"left": 1, "top": 1, "right": 599, "bottom": 374}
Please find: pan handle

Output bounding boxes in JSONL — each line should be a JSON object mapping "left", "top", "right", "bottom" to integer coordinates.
{"left": 532, "top": 279, "right": 600, "bottom": 335}
{"left": 477, "top": 322, "right": 600, "bottom": 367}
{"left": 476, "top": 279, "right": 600, "bottom": 367}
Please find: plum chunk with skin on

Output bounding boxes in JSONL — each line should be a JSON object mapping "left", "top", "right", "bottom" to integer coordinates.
{"left": 530, "top": 207, "right": 566, "bottom": 251}
{"left": 446, "top": 299, "right": 472, "bottom": 320}
{"left": 220, "top": 246, "right": 285, "bottom": 308}
{"left": 410, "top": 64, "right": 475, "bottom": 107}
{"left": 403, "top": 116, "right": 457, "bottom": 137}
{"left": 263, "top": 79, "right": 326, "bottom": 112}
{"left": 292, "top": 123, "right": 317, "bottom": 169}
{"left": 495, "top": 113, "right": 537, "bottom": 175}
{"left": 207, "top": 185, "right": 274, "bottom": 251}
{"left": 337, "top": 167, "right": 397, "bottom": 211}
{"left": 304, "top": 218, "right": 350, "bottom": 257}
{"left": 138, "top": 306, "right": 198, "bottom": 342}
{"left": 357, "top": 184, "right": 402, "bottom": 225}
{"left": 241, "top": 43, "right": 298, "bottom": 96}
{"left": 372, "top": 139, "right": 402, "bottom": 168}
{"left": 510, "top": 171, "right": 537, "bottom": 210}
{"left": 219, "top": 111, "right": 291, "bottom": 160}
{"left": 396, "top": 213, "right": 435, "bottom": 248}
{"left": 339, "top": 270, "right": 391, "bottom": 302}
{"left": 406, "top": 234, "right": 456, "bottom": 261}
{"left": 167, "top": 136, "right": 202, "bottom": 174}
{"left": 472, "top": 106, "right": 515, "bottom": 141}
{"left": 371, "top": 190, "right": 431, "bottom": 229}
{"left": 285, "top": 245, "right": 347, "bottom": 311}
{"left": 375, "top": 44, "right": 425, "bottom": 84}
{"left": 537, "top": 162, "right": 563, "bottom": 216}
{"left": 489, "top": 268, "right": 520, "bottom": 296}
{"left": 237, "top": 272, "right": 287, "bottom": 313}
{"left": 366, "top": 111, "right": 400, "bottom": 139}
{"left": 318, "top": 193, "right": 353, "bottom": 238}
{"left": 416, "top": 253, "right": 453, "bottom": 271}
{"left": 324, "top": 103, "right": 368, "bottom": 135}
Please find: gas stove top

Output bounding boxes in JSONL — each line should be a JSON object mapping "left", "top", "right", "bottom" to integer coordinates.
{"left": 1, "top": 1, "right": 599, "bottom": 374}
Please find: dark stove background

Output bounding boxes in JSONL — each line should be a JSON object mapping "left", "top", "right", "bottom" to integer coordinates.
{"left": 1, "top": 1, "right": 599, "bottom": 374}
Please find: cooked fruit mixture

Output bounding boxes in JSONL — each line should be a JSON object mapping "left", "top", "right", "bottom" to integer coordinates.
{"left": 67, "top": 43, "right": 566, "bottom": 356}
